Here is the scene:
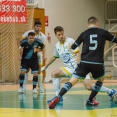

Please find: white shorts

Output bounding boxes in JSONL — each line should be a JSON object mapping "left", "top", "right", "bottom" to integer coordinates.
{"left": 60, "top": 66, "right": 75, "bottom": 78}
{"left": 60, "top": 66, "right": 91, "bottom": 80}
{"left": 37, "top": 52, "right": 43, "bottom": 66}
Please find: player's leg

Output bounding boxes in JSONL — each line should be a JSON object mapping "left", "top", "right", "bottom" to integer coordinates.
{"left": 87, "top": 64, "right": 117, "bottom": 106}
{"left": 37, "top": 52, "right": 44, "bottom": 93}
{"left": 32, "top": 72, "right": 38, "bottom": 94}
{"left": 83, "top": 74, "right": 92, "bottom": 91}
{"left": 51, "top": 68, "right": 66, "bottom": 95}
{"left": 22, "top": 73, "right": 28, "bottom": 91}
{"left": 22, "top": 68, "right": 30, "bottom": 91}
{"left": 30, "top": 58, "right": 39, "bottom": 94}
{"left": 49, "top": 62, "right": 88, "bottom": 109}
{"left": 47, "top": 67, "right": 71, "bottom": 102}
{"left": 83, "top": 74, "right": 99, "bottom": 105}
{"left": 86, "top": 64, "right": 105, "bottom": 106}
{"left": 83, "top": 74, "right": 115, "bottom": 101}
{"left": 49, "top": 77, "right": 80, "bottom": 109}
{"left": 18, "top": 71, "right": 26, "bottom": 93}
{"left": 18, "top": 59, "right": 27, "bottom": 93}
{"left": 52, "top": 67, "right": 72, "bottom": 95}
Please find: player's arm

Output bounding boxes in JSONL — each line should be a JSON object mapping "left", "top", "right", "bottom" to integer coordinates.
{"left": 41, "top": 56, "right": 57, "bottom": 71}
{"left": 17, "top": 31, "right": 28, "bottom": 48}
{"left": 43, "top": 56, "right": 57, "bottom": 70}
{"left": 105, "top": 30, "right": 117, "bottom": 43}
{"left": 41, "top": 45, "right": 59, "bottom": 71}
{"left": 18, "top": 41, "right": 24, "bottom": 60}
{"left": 69, "top": 38, "right": 81, "bottom": 63}
{"left": 43, "top": 45, "right": 46, "bottom": 60}
{"left": 73, "top": 47, "right": 81, "bottom": 63}
{"left": 71, "top": 33, "right": 83, "bottom": 50}
{"left": 17, "top": 35, "right": 26, "bottom": 47}
{"left": 34, "top": 39, "right": 45, "bottom": 53}
{"left": 42, "top": 35, "right": 47, "bottom": 60}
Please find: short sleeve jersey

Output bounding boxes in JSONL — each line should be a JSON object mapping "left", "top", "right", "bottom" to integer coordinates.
{"left": 54, "top": 38, "right": 80, "bottom": 69}
{"left": 20, "top": 39, "right": 44, "bottom": 59}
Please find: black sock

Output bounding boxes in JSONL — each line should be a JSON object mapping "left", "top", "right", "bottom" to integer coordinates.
{"left": 88, "top": 89, "right": 98, "bottom": 102}
{"left": 88, "top": 81, "right": 103, "bottom": 102}
{"left": 58, "top": 82, "right": 72, "bottom": 97}
{"left": 58, "top": 88, "right": 68, "bottom": 97}
{"left": 33, "top": 76, "right": 38, "bottom": 89}
{"left": 19, "top": 74, "right": 24, "bottom": 87}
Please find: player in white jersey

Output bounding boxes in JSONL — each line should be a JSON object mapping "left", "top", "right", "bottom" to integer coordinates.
{"left": 18, "top": 21, "right": 46, "bottom": 93}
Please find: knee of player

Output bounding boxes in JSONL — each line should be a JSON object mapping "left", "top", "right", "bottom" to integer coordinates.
{"left": 20, "top": 71, "right": 26, "bottom": 75}
{"left": 33, "top": 76, "right": 38, "bottom": 82}
{"left": 85, "top": 85, "right": 92, "bottom": 91}
{"left": 51, "top": 72, "right": 59, "bottom": 78}
{"left": 97, "top": 77, "right": 104, "bottom": 82}
{"left": 33, "top": 73, "right": 38, "bottom": 76}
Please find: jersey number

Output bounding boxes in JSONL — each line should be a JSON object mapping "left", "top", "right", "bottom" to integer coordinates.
{"left": 89, "top": 34, "right": 98, "bottom": 50}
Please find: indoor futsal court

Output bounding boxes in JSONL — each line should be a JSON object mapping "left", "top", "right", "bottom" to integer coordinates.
{"left": 0, "top": 81, "right": 117, "bottom": 117}
{"left": 0, "top": 0, "right": 117, "bottom": 117}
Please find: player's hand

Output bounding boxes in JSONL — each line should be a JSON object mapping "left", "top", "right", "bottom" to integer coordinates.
{"left": 19, "top": 55, "right": 22, "bottom": 61}
{"left": 34, "top": 48, "right": 39, "bottom": 53}
{"left": 43, "top": 57, "right": 47, "bottom": 61}
{"left": 41, "top": 66, "right": 47, "bottom": 71}
{"left": 19, "top": 47, "right": 24, "bottom": 52}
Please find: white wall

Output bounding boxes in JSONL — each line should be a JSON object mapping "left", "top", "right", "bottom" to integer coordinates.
{"left": 43, "top": 0, "right": 106, "bottom": 82}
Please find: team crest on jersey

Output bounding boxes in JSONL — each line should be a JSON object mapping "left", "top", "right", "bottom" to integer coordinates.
{"left": 61, "top": 53, "right": 71, "bottom": 63}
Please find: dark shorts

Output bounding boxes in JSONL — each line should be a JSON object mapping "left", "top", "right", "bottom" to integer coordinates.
{"left": 20, "top": 58, "right": 39, "bottom": 74}
{"left": 72, "top": 62, "right": 105, "bottom": 79}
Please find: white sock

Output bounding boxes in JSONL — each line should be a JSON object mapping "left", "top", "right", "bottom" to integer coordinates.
{"left": 38, "top": 73, "right": 43, "bottom": 86}
{"left": 85, "top": 74, "right": 90, "bottom": 79}
{"left": 23, "top": 73, "right": 28, "bottom": 90}
{"left": 100, "top": 86, "right": 112, "bottom": 94}
{"left": 52, "top": 78, "right": 60, "bottom": 96}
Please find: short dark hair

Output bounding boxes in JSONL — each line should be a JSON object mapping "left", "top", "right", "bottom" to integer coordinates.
{"left": 88, "top": 16, "right": 98, "bottom": 24}
{"left": 54, "top": 26, "right": 64, "bottom": 34}
{"left": 34, "top": 21, "right": 42, "bottom": 26}
{"left": 28, "top": 32, "right": 35, "bottom": 37}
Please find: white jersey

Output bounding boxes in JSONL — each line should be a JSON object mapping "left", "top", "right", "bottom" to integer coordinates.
{"left": 54, "top": 38, "right": 80, "bottom": 69}
{"left": 22, "top": 30, "right": 46, "bottom": 44}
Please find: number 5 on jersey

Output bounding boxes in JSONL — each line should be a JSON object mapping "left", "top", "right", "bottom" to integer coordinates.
{"left": 89, "top": 34, "right": 98, "bottom": 50}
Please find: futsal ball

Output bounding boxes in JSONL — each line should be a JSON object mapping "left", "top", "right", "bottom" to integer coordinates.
{"left": 112, "top": 92, "right": 117, "bottom": 104}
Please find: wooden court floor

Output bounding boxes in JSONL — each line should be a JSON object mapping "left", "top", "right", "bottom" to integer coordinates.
{"left": 0, "top": 81, "right": 117, "bottom": 117}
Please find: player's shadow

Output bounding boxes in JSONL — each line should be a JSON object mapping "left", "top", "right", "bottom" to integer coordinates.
{"left": 110, "top": 101, "right": 117, "bottom": 108}
{"left": 18, "top": 93, "right": 27, "bottom": 108}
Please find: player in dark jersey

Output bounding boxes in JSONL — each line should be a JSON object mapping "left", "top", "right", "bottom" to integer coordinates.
{"left": 48, "top": 16, "right": 117, "bottom": 109}
{"left": 18, "top": 32, "right": 45, "bottom": 93}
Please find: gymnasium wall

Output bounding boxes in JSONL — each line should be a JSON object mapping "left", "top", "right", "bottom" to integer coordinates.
{"left": 43, "top": 0, "right": 106, "bottom": 82}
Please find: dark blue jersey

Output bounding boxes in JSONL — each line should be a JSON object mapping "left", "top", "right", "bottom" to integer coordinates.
{"left": 20, "top": 38, "right": 44, "bottom": 59}
{"left": 71, "top": 27, "right": 117, "bottom": 64}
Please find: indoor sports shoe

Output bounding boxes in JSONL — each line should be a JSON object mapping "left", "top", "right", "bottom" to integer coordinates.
{"left": 47, "top": 96, "right": 63, "bottom": 102}
{"left": 86, "top": 100, "right": 94, "bottom": 106}
{"left": 49, "top": 96, "right": 60, "bottom": 109}
{"left": 18, "top": 87, "right": 25, "bottom": 93}
{"left": 32, "top": 88, "right": 38, "bottom": 94}
{"left": 92, "top": 99, "right": 99, "bottom": 105}
{"left": 109, "top": 89, "right": 117, "bottom": 101}
{"left": 39, "top": 84, "right": 44, "bottom": 93}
